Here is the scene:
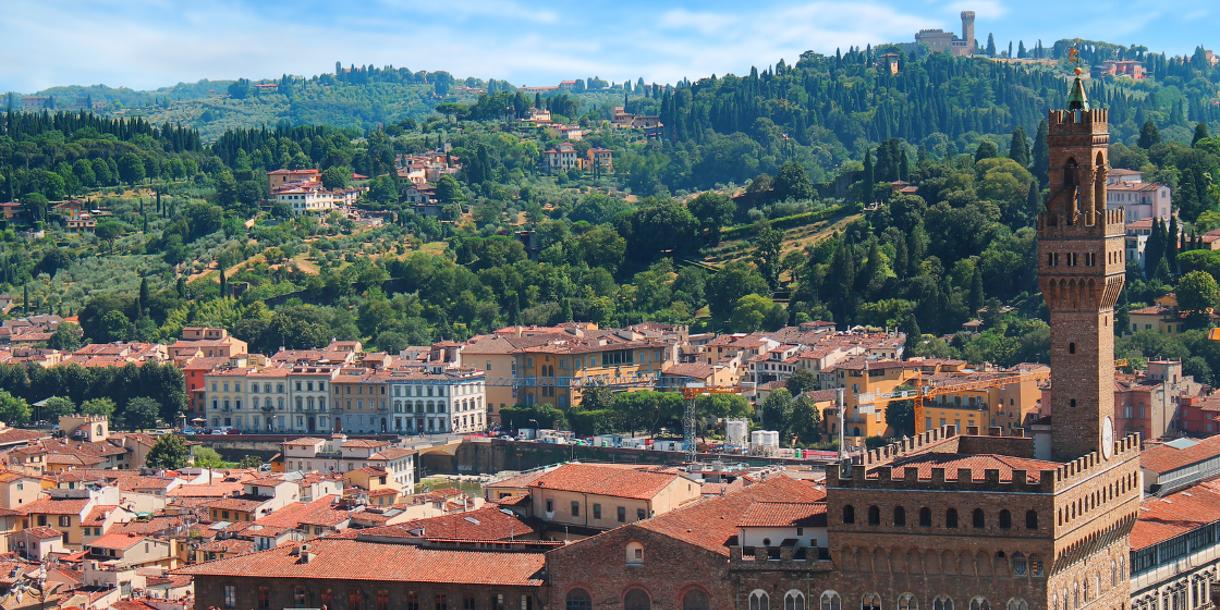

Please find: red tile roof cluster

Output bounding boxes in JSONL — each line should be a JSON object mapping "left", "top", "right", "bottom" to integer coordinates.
{"left": 355, "top": 505, "right": 536, "bottom": 542}
{"left": 1131, "top": 478, "right": 1220, "bottom": 550}
{"left": 636, "top": 475, "right": 825, "bottom": 556}
{"left": 529, "top": 464, "right": 684, "bottom": 500}
{"left": 737, "top": 501, "right": 828, "bottom": 528}
{"left": 175, "top": 538, "right": 546, "bottom": 586}
{"left": 1141, "top": 435, "right": 1220, "bottom": 475}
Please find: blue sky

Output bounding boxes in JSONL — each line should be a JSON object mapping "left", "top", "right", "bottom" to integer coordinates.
{"left": 1, "top": 0, "right": 1213, "bottom": 93}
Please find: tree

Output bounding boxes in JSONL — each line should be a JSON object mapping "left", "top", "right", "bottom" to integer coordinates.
{"left": 975, "top": 140, "right": 999, "bottom": 162}
{"left": 321, "top": 166, "right": 351, "bottom": 190}
{"left": 97, "top": 310, "right": 132, "bottom": 343}
{"left": 239, "top": 455, "right": 264, "bottom": 469}
{"left": 1176, "top": 270, "right": 1220, "bottom": 315}
{"left": 774, "top": 162, "right": 814, "bottom": 201}
{"left": 123, "top": 396, "right": 161, "bottom": 430}
{"left": 1193, "top": 123, "right": 1210, "bottom": 147}
{"left": 192, "top": 447, "right": 228, "bottom": 469}
{"left": 1008, "top": 127, "right": 1030, "bottom": 167}
{"left": 81, "top": 397, "right": 117, "bottom": 419}
{"left": 1032, "top": 119, "right": 1049, "bottom": 186}
{"left": 40, "top": 396, "right": 75, "bottom": 420}
{"left": 753, "top": 225, "right": 784, "bottom": 290}
{"left": 786, "top": 369, "right": 818, "bottom": 396}
{"left": 435, "top": 175, "right": 462, "bottom": 203}
{"left": 688, "top": 192, "right": 735, "bottom": 245}
{"left": 48, "top": 322, "right": 84, "bottom": 351}
{"left": 117, "top": 153, "right": 146, "bottom": 184}
{"left": 886, "top": 400, "right": 915, "bottom": 437}
{"left": 759, "top": 389, "right": 794, "bottom": 436}
{"left": 790, "top": 395, "right": 822, "bottom": 444}
{"left": 0, "top": 391, "right": 31, "bottom": 425}
{"left": 1138, "top": 121, "right": 1161, "bottom": 149}
{"left": 146, "top": 434, "right": 190, "bottom": 470}
{"left": 729, "top": 294, "right": 786, "bottom": 332}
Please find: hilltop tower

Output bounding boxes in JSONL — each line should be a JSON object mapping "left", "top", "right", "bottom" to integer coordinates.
{"left": 1038, "top": 74, "right": 1125, "bottom": 462}
{"left": 961, "top": 11, "right": 976, "bottom": 54}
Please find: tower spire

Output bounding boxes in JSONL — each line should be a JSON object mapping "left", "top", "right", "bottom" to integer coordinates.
{"left": 1066, "top": 46, "right": 1089, "bottom": 111}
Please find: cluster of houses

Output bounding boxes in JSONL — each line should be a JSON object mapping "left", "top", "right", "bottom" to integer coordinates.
{"left": 266, "top": 169, "right": 365, "bottom": 216}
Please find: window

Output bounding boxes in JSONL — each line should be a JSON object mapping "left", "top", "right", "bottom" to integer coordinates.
{"left": 593, "top": 503, "right": 601, "bottom": 519}
{"left": 685, "top": 590, "right": 710, "bottom": 610}
{"left": 946, "top": 509, "right": 958, "bottom": 528}
{"left": 224, "top": 585, "right": 237, "bottom": 609}
{"left": 463, "top": 597, "right": 475, "bottom": 610}
{"left": 407, "top": 593, "right": 420, "bottom": 610}
{"left": 1025, "top": 510, "right": 1038, "bottom": 530}
{"left": 436, "top": 594, "right": 448, "bottom": 610}
{"left": 546, "top": 499, "right": 554, "bottom": 513}
{"left": 59, "top": 516, "right": 70, "bottom": 528}
{"left": 820, "top": 592, "right": 841, "bottom": 610}
{"left": 571, "top": 501, "right": 580, "bottom": 517}
{"left": 749, "top": 591, "right": 769, "bottom": 610}
{"left": 919, "top": 507, "right": 932, "bottom": 527}
{"left": 867, "top": 506, "right": 880, "bottom": 525}
{"left": 1012, "top": 553, "right": 1027, "bottom": 576}
{"left": 294, "top": 587, "right": 307, "bottom": 607}
{"left": 625, "top": 589, "right": 651, "bottom": 610}
{"left": 932, "top": 598, "right": 954, "bottom": 610}
{"left": 972, "top": 509, "right": 985, "bottom": 529}
{"left": 893, "top": 506, "right": 906, "bottom": 526}
{"left": 861, "top": 594, "right": 881, "bottom": 610}
{"left": 784, "top": 591, "right": 805, "bottom": 610}
{"left": 617, "top": 506, "right": 627, "bottom": 522}
{"left": 842, "top": 505, "right": 855, "bottom": 524}
{"left": 566, "top": 590, "right": 591, "bottom": 610}
{"left": 637, "top": 509, "right": 646, "bottom": 520}
{"left": 376, "top": 591, "right": 391, "bottom": 610}
{"left": 626, "top": 541, "right": 644, "bottom": 565}
{"left": 969, "top": 598, "right": 990, "bottom": 610}
{"left": 897, "top": 594, "right": 918, "bottom": 610}
{"left": 1006, "top": 601, "right": 1028, "bottom": 610}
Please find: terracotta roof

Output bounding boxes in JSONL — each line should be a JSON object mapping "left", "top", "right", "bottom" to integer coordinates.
{"left": 529, "top": 464, "right": 684, "bottom": 500}
{"left": 21, "top": 497, "right": 90, "bottom": 515}
{"left": 168, "top": 482, "right": 243, "bottom": 498}
{"left": 1141, "top": 435, "right": 1220, "bottom": 475}
{"left": 86, "top": 532, "right": 144, "bottom": 551}
{"left": 738, "top": 501, "right": 828, "bottom": 528}
{"left": 175, "top": 538, "right": 545, "bottom": 586}
{"left": 875, "top": 453, "right": 1061, "bottom": 482}
{"left": 255, "top": 495, "right": 346, "bottom": 529}
{"left": 356, "top": 505, "right": 536, "bottom": 542}
{"left": 370, "top": 447, "right": 416, "bottom": 460}
{"left": 636, "top": 475, "right": 825, "bottom": 556}
{"left": 21, "top": 526, "right": 63, "bottom": 540}
{"left": 1131, "top": 478, "right": 1220, "bottom": 550}
{"left": 208, "top": 497, "right": 268, "bottom": 513}
{"left": 83, "top": 505, "right": 121, "bottom": 526}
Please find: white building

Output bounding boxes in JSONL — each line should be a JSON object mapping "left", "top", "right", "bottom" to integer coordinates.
{"left": 1106, "top": 171, "right": 1172, "bottom": 221}
{"left": 280, "top": 436, "right": 416, "bottom": 494}
{"left": 387, "top": 367, "right": 487, "bottom": 434}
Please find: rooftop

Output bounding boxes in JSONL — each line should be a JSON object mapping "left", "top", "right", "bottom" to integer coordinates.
{"left": 529, "top": 463, "right": 685, "bottom": 500}
{"left": 738, "top": 501, "right": 827, "bottom": 528}
{"left": 1141, "top": 435, "right": 1220, "bottom": 475}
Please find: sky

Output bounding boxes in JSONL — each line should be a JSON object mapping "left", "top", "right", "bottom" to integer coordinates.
{"left": 0, "top": 0, "right": 1214, "bottom": 93}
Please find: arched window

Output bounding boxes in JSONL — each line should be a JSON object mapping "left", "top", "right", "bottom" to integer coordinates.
{"left": 893, "top": 506, "right": 906, "bottom": 526}
{"left": 820, "top": 592, "right": 841, "bottom": 610}
{"left": 933, "top": 597, "right": 954, "bottom": 610}
{"left": 969, "top": 598, "right": 990, "bottom": 610}
{"left": 998, "top": 510, "right": 1012, "bottom": 529}
{"left": 867, "top": 506, "right": 880, "bottom": 526}
{"left": 861, "top": 593, "right": 881, "bottom": 610}
{"left": 566, "top": 590, "right": 591, "bottom": 610}
{"left": 1025, "top": 510, "right": 1038, "bottom": 530}
{"left": 971, "top": 508, "right": 985, "bottom": 529}
{"left": 1005, "top": 601, "right": 1028, "bottom": 610}
{"left": 348, "top": 590, "right": 365, "bottom": 610}
{"left": 842, "top": 505, "right": 855, "bottom": 524}
{"left": 897, "top": 594, "right": 918, "bottom": 610}
{"left": 626, "top": 541, "right": 644, "bottom": 565}
{"left": 625, "top": 589, "right": 651, "bottom": 610}
{"left": 1012, "top": 552, "right": 1026, "bottom": 576}
{"left": 683, "top": 589, "right": 709, "bottom": 610}
{"left": 919, "top": 507, "right": 931, "bottom": 527}
{"left": 784, "top": 591, "right": 805, "bottom": 610}
{"left": 946, "top": 508, "right": 958, "bottom": 528}
{"left": 749, "top": 591, "right": 770, "bottom": 610}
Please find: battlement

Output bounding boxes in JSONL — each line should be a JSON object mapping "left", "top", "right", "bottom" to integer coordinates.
{"left": 857, "top": 425, "right": 959, "bottom": 467}
{"left": 1050, "top": 433, "right": 1141, "bottom": 487}
{"left": 1036, "top": 208, "right": 1125, "bottom": 235}
{"left": 1049, "top": 108, "right": 1109, "bottom": 128}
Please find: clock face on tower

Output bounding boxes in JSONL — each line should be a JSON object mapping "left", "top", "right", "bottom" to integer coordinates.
{"left": 1102, "top": 416, "right": 1114, "bottom": 458}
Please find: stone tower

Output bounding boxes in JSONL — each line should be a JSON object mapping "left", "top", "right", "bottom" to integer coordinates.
{"left": 960, "top": 11, "right": 976, "bottom": 54}
{"left": 1038, "top": 74, "right": 1125, "bottom": 462}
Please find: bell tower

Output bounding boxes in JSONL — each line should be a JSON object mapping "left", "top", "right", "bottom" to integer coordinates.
{"left": 1037, "top": 69, "right": 1125, "bottom": 462}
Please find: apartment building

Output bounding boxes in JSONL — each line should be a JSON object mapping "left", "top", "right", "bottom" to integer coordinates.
{"left": 387, "top": 367, "right": 486, "bottom": 434}
{"left": 281, "top": 436, "right": 415, "bottom": 494}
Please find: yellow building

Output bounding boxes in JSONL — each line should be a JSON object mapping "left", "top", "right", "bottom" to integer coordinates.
{"left": 513, "top": 332, "right": 676, "bottom": 409}
{"left": 822, "top": 358, "right": 969, "bottom": 447}
{"left": 526, "top": 464, "right": 700, "bottom": 533}
{"left": 918, "top": 366, "right": 1050, "bottom": 435}
{"left": 1128, "top": 304, "right": 1183, "bottom": 335}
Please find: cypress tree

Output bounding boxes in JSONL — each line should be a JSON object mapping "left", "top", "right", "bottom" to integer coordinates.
{"left": 1145, "top": 219, "right": 1164, "bottom": 278}
{"left": 1167, "top": 216, "right": 1179, "bottom": 274}
{"left": 1138, "top": 121, "right": 1161, "bottom": 149}
{"left": 1032, "top": 119, "right": 1049, "bottom": 186}
{"left": 902, "top": 315, "right": 922, "bottom": 355}
{"left": 1009, "top": 127, "right": 1031, "bottom": 167}
{"left": 1193, "top": 122, "right": 1210, "bottom": 146}
{"left": 861, "top": 150, "right": 875, "bottom": 201}
{"left": 1026, "top": 182, "right": 1043, "bottom": 220}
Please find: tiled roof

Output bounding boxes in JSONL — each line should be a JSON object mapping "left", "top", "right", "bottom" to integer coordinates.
{"left": 21, "top": 497, "right": 90, "bottom": 515}
{"left": 1131, "top": 478, "right": 1220, "bottom": 550}
{"left": 529, "top": 464, "right": 686, "bottom": 500}
{"left": 21, "top": 526, "right": 63, "bottom": 540}
{"left": 636, "top": 475, "right": 825, "bottom": 556}
{"left": 175, "top": 538, "right": 545, "bottom": 586}
{"left": 168, "top": 482, "right": 243, "bottom": 498}
{"left": 875, "top": 453, "right": 1061, "bottom": 482}
{"left": 255, "top": 495, "right": 346, "bottom": 529}
{"left": 207, "top": 497, "right": 268, "bottom": 513}
{"left": 1141, "top": 435, "right": 1220, "bottom": 475}
{"left": 86, "top": 532, "right": 144, "bottom": 551}
{"left": 737, "top": 501, "right": 827, "bottom": 528}
{"left": 356, "top": 505, "right": 535, "bottom": 542}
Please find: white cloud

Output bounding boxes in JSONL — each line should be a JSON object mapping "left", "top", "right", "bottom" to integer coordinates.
{"left": 658, "top": 9, "right": 737, "bottom": 35}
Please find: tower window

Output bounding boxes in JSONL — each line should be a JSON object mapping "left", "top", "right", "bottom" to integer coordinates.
{"left": 1069, "top": 399, "right": 1077, "bottom": 408}
{"left": 1068, "top": 342, "right": 1076, "bottom": 354}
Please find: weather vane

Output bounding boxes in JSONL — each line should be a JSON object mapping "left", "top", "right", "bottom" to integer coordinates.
{"left": 1069, "top": 40, "right": 1083, "bottom": 75}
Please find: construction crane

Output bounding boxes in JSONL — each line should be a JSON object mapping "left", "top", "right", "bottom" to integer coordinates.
{"left": 856, "top": 369, "right": 1049, "bottom": 436}
{"left": 679, "top": 384, "right": 741, "bottom": 463}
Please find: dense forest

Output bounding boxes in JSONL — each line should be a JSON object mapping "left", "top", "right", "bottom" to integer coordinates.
{"left": 3, "top": 43, "right": 1220, "bottom": 387}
